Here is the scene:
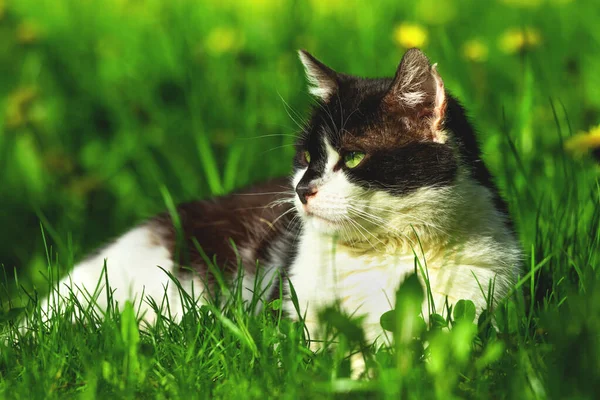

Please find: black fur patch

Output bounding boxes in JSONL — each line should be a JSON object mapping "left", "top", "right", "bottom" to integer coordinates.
{"left": 152, "top": 178, "right": 298, "bottom": 292}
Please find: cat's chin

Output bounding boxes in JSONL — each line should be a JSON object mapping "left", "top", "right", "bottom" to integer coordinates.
{"left": 302, "top": 214, "right": 342, "bottom": 236}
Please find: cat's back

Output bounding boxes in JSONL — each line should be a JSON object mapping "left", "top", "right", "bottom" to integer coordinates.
{"left": 151, "top": 177, "right": 297, "bottom": 273}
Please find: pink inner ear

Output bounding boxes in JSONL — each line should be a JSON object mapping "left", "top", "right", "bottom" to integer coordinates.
{"left": 431, "top": 64, "right": 447, "bottom": 135}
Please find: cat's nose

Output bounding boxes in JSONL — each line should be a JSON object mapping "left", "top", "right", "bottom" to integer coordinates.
{"left": 296, "top": 183, "right": 318, "bottom": 205}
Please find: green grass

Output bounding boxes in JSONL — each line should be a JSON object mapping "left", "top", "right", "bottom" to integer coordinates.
{"left": 1, "top": 0, "right": 600, "bottom": 398}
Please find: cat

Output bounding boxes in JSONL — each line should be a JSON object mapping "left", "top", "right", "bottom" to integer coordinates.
{"left": 41, "top": 48, "right": 521, "bottom": 375}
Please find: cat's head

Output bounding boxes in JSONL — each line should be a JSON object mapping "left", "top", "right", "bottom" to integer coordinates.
{"left": 292, "top": 48, "right": 481, "bottom": 243}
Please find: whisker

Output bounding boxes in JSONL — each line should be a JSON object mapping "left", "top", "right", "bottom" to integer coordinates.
{"left": 347, "top": 200, "right": 450, "bottom": 236}
{"left": 271, "top": 207, "right": 298, "bottom": 227}
{"left": 345, "top": 217, "right": 381, "bottom": 249}
{"left": 239, "top": 133, "right": 300, "bottom": 140}
{"left": 315, "top": 99, "right": 339, "bottom": 138}
{"left": 233, "top": 191, "right": 295, "bottom": 196}
{"left": 260, "top": 143, "right": 297, "bottom": 156}
{"left": 266, "top": 199, "right": 296, "bottom": 209}
{"left": 346, "top": 205, "right": 387, "bottom": 223}
{"left": 277, "top": 91, "right": 308, "bottom": 133}
{"left": 346, "top": 206, "right": 422, "bottom": 245}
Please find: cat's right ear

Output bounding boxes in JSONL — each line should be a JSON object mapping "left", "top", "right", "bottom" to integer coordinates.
{"left": 383, "top": 48, "right": 447, "bottom": 143}
{"left": 298, "top": 50, "right": 338, "bottom": 101}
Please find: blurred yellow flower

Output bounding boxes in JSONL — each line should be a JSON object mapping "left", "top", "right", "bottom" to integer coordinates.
{"left": 16, "top": 21, "right": 42, "bottom": 44}
{"left": 394, "top": 23, "right": 428, "bottom": 49}
{"left": 205, "top": 27, "right": 243, "bottom": 55}
{"left": 500, "top": 0, "right": 544, "bottom": 7}
{"left": 5, "top": 86, "right": 38, "bottom": 129}
{"left": 565, "top": 125, "right": 600, "bottom": 157}
{"left": 463, "top": 39, "right": 489, "bottom": 62}
{"left": 499, "top": 27, "right": 541, "bottom": 54}
{"left": 0, "top": 0, "right": 5, "bottom": 21}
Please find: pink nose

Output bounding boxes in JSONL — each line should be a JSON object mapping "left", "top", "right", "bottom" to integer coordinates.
{"left": 296, "top": 184, "right": 318, "bottom": 204}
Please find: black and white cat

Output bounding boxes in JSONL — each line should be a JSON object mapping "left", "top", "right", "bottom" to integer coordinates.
{"left": 43, "top": 49, "right": 521, "bottom": 365}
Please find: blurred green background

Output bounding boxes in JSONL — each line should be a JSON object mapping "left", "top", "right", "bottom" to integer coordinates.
{"left": 0, "top": 0, "right": 599, "bottom": 292}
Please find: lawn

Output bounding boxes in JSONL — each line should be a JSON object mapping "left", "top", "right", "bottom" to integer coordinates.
{"left": 1, "top": 0, "right": 600, "bottom": 398}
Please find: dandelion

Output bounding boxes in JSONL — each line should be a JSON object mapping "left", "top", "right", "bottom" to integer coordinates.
{"left": 205, "top": 27, "right": 243, "bottom": 55}
{"left": 393, "top": 23, "right": 428, "bottom": 49}
{"left": 499, "top": 27, "right": 541, "bottom": 54}
{"left": 463, "top": 39, "right": 489, "bottom": 62}
{"left": 565, "top": 125, "right": 600, "bottom": 161}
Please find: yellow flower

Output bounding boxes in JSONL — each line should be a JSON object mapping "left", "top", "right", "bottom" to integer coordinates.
{"left": 463, "top": 39, "right": 489, "bottom": 62}
{"left": 565, "top": 125, "right": 600, "bottom": 157}
{"left": 205, "top": 26, "right": 243, "bottom": 55}
{"left": 500, "top": 0, "right": 544, "bottom": 7}
{"left": 16, "top": 21, "right": 42, "bottom": 44}
{"left": 499, "top": 27, "right": 541, "bottom": 54}
{"left": 393, "top": 23, "right": 428, "bottom": 49}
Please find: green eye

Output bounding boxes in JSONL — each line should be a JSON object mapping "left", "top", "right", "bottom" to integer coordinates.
{"left": 304, "top": 151, "right": 311, "bottom": 163}
{"left": 344, "top": 151, "right": 366, "bottom": 168}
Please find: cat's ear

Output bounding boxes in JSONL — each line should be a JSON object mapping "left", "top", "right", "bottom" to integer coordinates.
{"left": 384, "top": 48, "right": 447, "bottom": 143}
{"left": 298, "top": 50, "right": 339, "bottom": 101}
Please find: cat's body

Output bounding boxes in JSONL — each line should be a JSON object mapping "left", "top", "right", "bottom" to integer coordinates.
{"left": 42, "top": 49, "right": 521, "bottom": 373}
{"left": 43, "top": 178, "right": 296, "bottom": 322}
{"left": 282, "top": 50, "right": 520, "bottom": 347}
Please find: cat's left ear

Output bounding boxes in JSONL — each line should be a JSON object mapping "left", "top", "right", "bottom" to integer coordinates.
{"left": 383, "top": 48, "right": 447, "bottom": 143}
{"left": 298, "top": 50, "right": 339, "bottom": 101}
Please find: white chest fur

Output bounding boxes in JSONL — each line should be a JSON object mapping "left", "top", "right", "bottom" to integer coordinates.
{"left": 284, "top": 228, "right": 418, "bottom": 346}
{"left": 284, "top": 221, "right": 519, "bottom": 347}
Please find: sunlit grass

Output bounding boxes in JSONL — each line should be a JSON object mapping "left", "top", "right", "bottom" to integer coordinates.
{"left": 1, "top": 0, "right": 599, "bottom": 398}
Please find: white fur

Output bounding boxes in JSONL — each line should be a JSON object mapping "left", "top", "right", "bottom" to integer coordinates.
{"left": 398, "top": 53, "right": 428, "bottom": 108}
{"left": 240, "top": 241, "right": 285, "bottom": 309}
{"left": 41, "top": 223, "right": 284, "bottom": 324}
{"left": 395, "top": 58, "right": 448, "bottom": 144}
{"left": 298, "top": 51, "right": 336, "bottom": 101}
{"left": 284, "top": 137, "right": 521, "bottom": 356}
{"left": 41, "top": 224, "right": 206, "bottom": 324}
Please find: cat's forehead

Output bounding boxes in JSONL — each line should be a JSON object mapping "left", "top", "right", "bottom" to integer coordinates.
{"left": 307, "top": 77, "right": 420, "bottom": 151}
{"left": 335, "top": 77, "right": 391, "bottom": 111}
